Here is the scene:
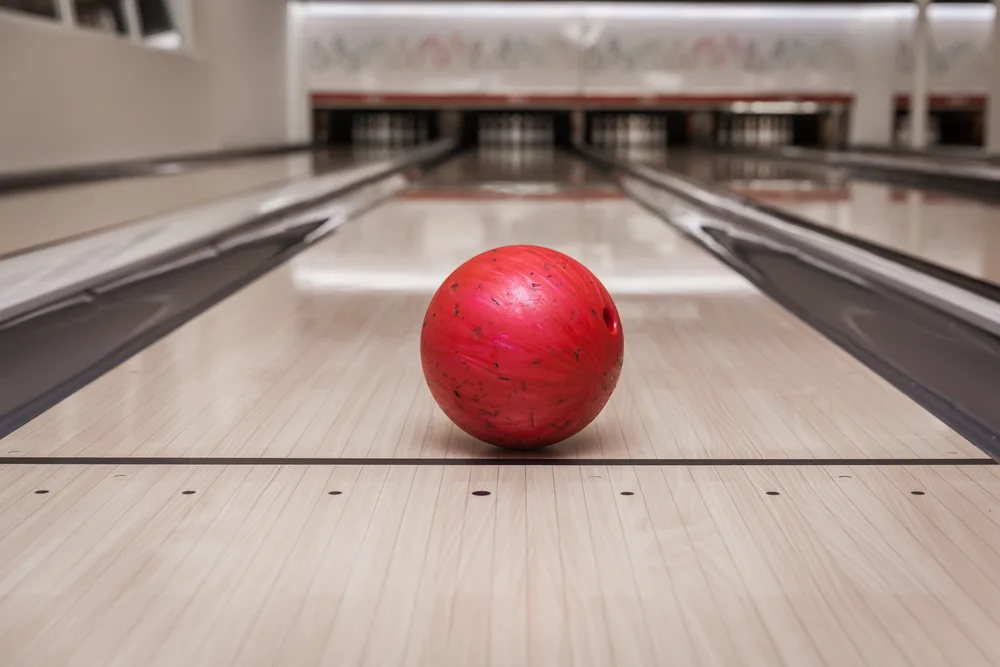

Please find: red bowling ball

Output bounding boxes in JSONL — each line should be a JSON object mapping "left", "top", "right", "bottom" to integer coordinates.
{"left": 420, "top": 245, "right": 624, "bottom": 449}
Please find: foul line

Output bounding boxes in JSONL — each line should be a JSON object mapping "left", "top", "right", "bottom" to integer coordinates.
{"left": 0, "top": 457, "right": 993, "bottom": 467}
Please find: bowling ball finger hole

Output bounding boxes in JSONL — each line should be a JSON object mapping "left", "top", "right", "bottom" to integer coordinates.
{"left": 602, "top": 307, "right": 618, "bottom": 334}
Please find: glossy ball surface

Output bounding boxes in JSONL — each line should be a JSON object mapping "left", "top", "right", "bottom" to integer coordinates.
{"left": 420, "top": 245, "right": 624, "bottom": 449}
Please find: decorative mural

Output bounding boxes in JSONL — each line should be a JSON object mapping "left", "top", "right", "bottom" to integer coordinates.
{"left": 582, "top": 35, "right": 856, "bottom": 74}
{"left": 308, "top": 31, "right": 857, "bottom": 76}
{"left": 308, "top": 34, "right": 557, "bottom": 74}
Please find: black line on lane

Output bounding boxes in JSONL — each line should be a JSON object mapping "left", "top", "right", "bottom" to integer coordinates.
{"left": 0, "top": 457, "right": 991, "bottom": 466}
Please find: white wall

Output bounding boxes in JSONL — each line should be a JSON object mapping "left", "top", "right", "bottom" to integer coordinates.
{"left": 0, "top": 0, "right": 288, "bottom": 175}
{"left": 195, "top": 0, "right": 288, "bottom": 149}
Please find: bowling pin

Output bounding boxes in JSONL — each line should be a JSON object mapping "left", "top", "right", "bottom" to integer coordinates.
{"left": 481, "top": 116, "right": 492, "bottom": 145}
{"left": 396, "top": 114, "right": 404, "bottom": 146}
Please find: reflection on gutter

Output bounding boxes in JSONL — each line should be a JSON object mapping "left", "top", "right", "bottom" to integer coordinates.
{"left": 290, "top": 267, "right": 754, "bottom": 295}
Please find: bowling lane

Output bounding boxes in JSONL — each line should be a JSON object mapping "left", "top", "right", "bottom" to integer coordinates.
{"left": 658, "top": 150, "right": 1000, "bottom": 286}
{"left": 0, "top": 148, "right": 399, "bottom": 257}
{"left": 1, "top": 150, "right": 980, "bottom": 461}
{"left": 409, "top": 149, "right": 613, "bottom": 195}
{"left": 4, "top": 462, "right": 1000, "bottom": 667}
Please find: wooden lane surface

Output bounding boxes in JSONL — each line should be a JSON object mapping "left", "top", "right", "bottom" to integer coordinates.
{"left": 1, "top": 463, "right": 1000, "bottom": 666}
{"left": 0, "top": 196, "right": 979, "bottom": 460}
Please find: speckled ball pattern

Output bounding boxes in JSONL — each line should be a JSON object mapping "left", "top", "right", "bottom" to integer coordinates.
{"left": 420, "top": 245, "right": 625, "bottom": 449}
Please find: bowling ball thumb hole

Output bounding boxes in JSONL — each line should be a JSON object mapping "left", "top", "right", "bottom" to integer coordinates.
{"left": 602, "top": 306, "right": 619, "bottom": 335}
